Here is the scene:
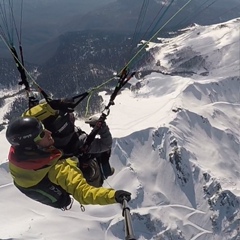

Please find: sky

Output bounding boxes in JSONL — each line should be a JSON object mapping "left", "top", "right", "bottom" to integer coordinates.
{"left": 0, "top": 18, "right": 240, "bottom": 240}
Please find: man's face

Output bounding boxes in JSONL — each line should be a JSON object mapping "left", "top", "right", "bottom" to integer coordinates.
{"left": 36, "top": 129, "right": 54, "bottom": 148}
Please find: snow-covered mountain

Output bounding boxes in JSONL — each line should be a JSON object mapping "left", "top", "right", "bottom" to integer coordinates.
{"left": 0, "top": 18, "right": 240, "bottom": 240}
{"left": 147, "top": 18, "right": 240, "bottom": 77}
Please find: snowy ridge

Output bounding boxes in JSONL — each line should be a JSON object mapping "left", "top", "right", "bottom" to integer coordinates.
{"left": 105, "top": 55, "right": 240, "bottom": 238}
{"left": 110, "top": 116, "right": 239, "bottom": 239}
{"left": 148, "top": 18, "right": 240, "bottom": 77}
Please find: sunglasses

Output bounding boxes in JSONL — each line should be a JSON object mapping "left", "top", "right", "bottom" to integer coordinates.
{"left": 34, "top": 130, "right": 46, "bottom": 143}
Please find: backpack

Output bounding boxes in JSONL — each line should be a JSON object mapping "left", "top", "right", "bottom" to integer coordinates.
{"left": 14, "top": 175, "right": 71, "bottom": 209}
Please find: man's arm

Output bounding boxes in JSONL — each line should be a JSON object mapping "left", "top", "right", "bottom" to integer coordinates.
{"left": 48, "top": 158, "right": 117, "bottom": 205}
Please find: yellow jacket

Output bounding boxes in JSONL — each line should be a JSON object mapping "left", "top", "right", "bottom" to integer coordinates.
{"left": 8, "top": 146, "right": 116, "bottom": 207}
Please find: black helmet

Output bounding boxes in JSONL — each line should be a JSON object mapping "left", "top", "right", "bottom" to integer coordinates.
{"left": 6, "top": 117, "right": 44, "bottom": 147}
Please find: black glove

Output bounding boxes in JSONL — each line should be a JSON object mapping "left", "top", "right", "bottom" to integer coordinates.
{"left": 85, "top": 115, "right": 99, "bottom": 128}
{"left": 85, "top": 115, "right": 106, "bottom": 128}
{"left": 48, "top": 98, "right": 75, "bottom": 113}
{"left": 115, "top": 190, "right": 131, "bottom": 204}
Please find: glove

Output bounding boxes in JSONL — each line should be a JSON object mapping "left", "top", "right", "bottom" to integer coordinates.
{"left": 85, "top": 115, "right": 102, "bottom": 128}
{"left": 48, "top": 98, "right": 75, "bottom": 113}
{"left": 115, "top": 190, "right": 131, "bottom": 204}
{"left": 85, "top": 115, "right": 99, "bottom": 126}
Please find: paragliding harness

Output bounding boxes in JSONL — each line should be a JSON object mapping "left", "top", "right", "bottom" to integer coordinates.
{"left": 28, "top": 68, "right": 135, "bottom": 188}
{"left": 8, "top": 44, "right": 135, "bottom": 205}
{"left": 75, "top": 68, "right": 136, "bottom": 187}
{"left": 25, "top": 67, "right": 135, "bottom": 189}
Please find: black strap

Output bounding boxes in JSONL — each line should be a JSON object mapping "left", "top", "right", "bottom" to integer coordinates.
{"left": 106, "top": 68, "right": 136, "bottom": 109}
{"left": 10, "top": 46, "right": 52, "bottom": 109}
{"left": 72, "top": 92, "right": 90, "bottom": 108}
{"left": 10, "top": 46, "right": 29, "bottom": 90}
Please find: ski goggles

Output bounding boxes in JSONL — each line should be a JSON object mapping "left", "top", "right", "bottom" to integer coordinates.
{"left": 34, "top": 130, "right": 46, "bottom": 143}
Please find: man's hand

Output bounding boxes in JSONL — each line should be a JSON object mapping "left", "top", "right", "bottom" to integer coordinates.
{"left": 115, "top": 190, "right": 131, "bottom": 204}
